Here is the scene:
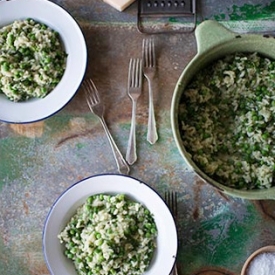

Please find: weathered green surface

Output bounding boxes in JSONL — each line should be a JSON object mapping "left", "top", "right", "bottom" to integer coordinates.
{"left": 1, "top": 0, "right": 275, "bottom": 275}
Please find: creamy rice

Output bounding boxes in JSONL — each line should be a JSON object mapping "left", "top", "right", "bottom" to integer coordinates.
{"left": 179, "top": 52, "right": 275, "bottom": 190}
{"left": 0, "top": 18, "right": 66, "bottom": 101}
{"left": 58, "top": 194, "right": 157, "bottom": 275}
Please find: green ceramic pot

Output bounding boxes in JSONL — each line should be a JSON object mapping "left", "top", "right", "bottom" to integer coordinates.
{"left": 171, "top": 20, "right": 275, "bottom": 200}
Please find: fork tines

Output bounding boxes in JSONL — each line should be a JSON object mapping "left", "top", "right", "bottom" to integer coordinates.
{"left": 83, "top": 79, "right": 100, "bottom": 108}
{"left": 142, "top": 38, "right": 156, "bottom": 68}
{"left": 165, "top": 191, "right": 178, "bottom": 219}
{"left": 128, "top": 58, "right": 143, "bottom": 90}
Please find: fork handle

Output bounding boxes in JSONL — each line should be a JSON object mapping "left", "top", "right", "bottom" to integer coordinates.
{"left": 172, "top": 264, "right": 179, "bottom": 275}
{"left": 98, "top": 117, "right": 130, "bottom": 175}
{"left": 126, "top": 99, "right": 138, "bottom": 165}
{"left": 146, "top": 77, "right": 158, "bottom": 144}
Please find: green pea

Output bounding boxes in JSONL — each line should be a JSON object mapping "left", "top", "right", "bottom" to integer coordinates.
{"left": 69, "top": 229, "right": 75, "bottom": 235}
{"left": 99, "top": 194, "right": 104, "bottom": 201}
{"left": 247, "top": 126, "right": 253, "bottom": 133}
{"left": 87, "top": 196, "right": 94, "bottom": 204}
{"left": 70, "top": 247, "right": 77, "bottom": 254}
{"left": 262, "top": 132, "right": 269, "bottom": 140}
{"left": 145, "top": 223, "right": 152, "bottom": 229}
{"left": 65, "top": 250, "right": 73, "bottom": 259}
{"left": 1, "top": 62, "right": 9, "bottom": 72}
{"left": 7, "top": 34, "right": 14, "bottom": 46}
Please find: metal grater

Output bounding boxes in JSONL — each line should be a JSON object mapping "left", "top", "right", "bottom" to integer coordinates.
{"left": 137, "top": 0, "right": 197, "bottom": 34}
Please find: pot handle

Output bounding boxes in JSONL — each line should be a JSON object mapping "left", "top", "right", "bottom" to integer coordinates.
{"left": 195, "top": 20, "right": 237, "bottom": 55}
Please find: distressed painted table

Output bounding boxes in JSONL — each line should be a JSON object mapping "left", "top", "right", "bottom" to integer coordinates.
{"left": 1, "top": 0, "right": 275, "bottom": 274}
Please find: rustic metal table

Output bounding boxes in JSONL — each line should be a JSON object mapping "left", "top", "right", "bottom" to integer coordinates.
{"left": 1, "top": 0, "right": 275, "bottom": 274}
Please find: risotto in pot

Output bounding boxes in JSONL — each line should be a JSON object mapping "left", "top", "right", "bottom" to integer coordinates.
{"left": 179, "top": 52, "right": 275, "bottom": 190}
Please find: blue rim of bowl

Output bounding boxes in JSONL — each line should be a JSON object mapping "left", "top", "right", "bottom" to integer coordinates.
{"left": 42, "top": 173, "right": 178, "bottom": 275}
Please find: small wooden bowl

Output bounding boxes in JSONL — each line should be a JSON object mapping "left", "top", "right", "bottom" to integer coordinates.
{"left": 241, "top": 245, "right": 275, "bottom": 275}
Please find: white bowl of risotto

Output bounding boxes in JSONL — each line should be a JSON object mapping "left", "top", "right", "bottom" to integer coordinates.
{"left": 171, "top": 20, "right": 275, "bottom": 200}
{"left": 0, "top": 0, "right": 87, "bottom": 123}
{"left": 43, "top": 174, "right": 178, "bottom": 275}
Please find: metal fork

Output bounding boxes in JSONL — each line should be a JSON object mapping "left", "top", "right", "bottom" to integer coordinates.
{"left": 142, "top": 38, "right": 158, "bottom": 144}
{"left": 83, "top": 79, "right": 130, "bottom": 175}
{"left": 165, "top": 191, "right": 179, "bottom": 275}
{"left": 126, "top": 58, "right": 143, "bottom": 165}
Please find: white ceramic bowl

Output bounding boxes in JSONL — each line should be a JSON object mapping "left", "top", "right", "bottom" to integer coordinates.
{"left": 0, "top": 0, "right": 87, "bottom": 123}
{"left": 43, "top": 174, "right": 178, "bottom": 275}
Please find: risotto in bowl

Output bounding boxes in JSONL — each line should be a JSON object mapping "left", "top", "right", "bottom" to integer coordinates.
{"left": 0, "top": 0, "right": 87, "bottom": 123}
{"left": 171, "top": 20, "right": 275, "bottom": 200}
{"left": 43, "top": 174, "right": 178, "bottom": 275}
